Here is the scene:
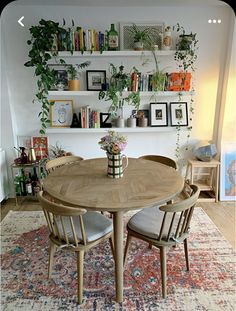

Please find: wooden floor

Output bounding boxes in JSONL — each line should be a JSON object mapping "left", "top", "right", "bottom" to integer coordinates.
{"left": 1, "top": 198, "right": 235, "bottom": 250}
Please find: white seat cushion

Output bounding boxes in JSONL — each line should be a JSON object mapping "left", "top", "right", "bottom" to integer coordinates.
{"left": 56, "top": 212, "right": 113, "bottom": 243}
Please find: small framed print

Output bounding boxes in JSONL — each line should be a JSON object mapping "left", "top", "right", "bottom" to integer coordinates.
{"left": 31, "top": 136, "right": 49, "bottom": 160}
{"left": 150, "top": 103, "right": 168, "bottom": 127}
{"left": 170, "top": 102, "right": 188, "bottom": 126}
{"left": 49, "top": 100, "right": 73, "bottom": 127}
{"left": 49, "top": 65, "right": 68, "bottom": 90}
{"left": 86, "top": 70, "right": 106, "bottom": 91}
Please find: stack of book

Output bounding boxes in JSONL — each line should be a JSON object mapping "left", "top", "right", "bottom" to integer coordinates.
{"left": 80, "top": 106, "right": 100, "bottom": 128}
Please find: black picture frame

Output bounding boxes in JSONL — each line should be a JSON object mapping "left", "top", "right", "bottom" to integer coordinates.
{"left": 150, "top": 102, "right": 168, "bottom": 127}
{"left": 86, "top": 70, "right": 106, "bottom": 91}
{"left": 170, "top": 102, "right": 188, "bottom": 126}
{"left": 49, "top": 65, "right": 68, "bottom": 90}
{"left": 100, "top": 113, "right": 112, "bottom": 128}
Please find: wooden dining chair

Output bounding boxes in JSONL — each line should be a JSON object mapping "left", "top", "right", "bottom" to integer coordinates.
{"left": 45, "top": 155, "right": 84, "bottom": 175}
{"left": 37, "top": 191, "right": 113, "bottom": 304}
{"left": 139, "top": 155, "right": 177, "bottom": 170}
{"left": 124, "top": 184, "right": 200, "bottom": 298}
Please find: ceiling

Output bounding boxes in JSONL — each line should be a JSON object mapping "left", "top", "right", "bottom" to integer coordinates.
{"left": 12, "top": 0, "right": 228, "bottom": 7}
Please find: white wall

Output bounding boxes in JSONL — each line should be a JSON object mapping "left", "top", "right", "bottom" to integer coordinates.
{"left": 1, "top": 2, "right": 235, "bottom": 196}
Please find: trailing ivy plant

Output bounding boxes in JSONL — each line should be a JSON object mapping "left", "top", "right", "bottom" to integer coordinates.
{"left": 172, "top": 23, "right": 199, "bottom": 160}
{"left": 24, "top": 19, "right": 68, "bottom": 134}
{"left": 98, "top": 64, "right": 141, "bottom": 118}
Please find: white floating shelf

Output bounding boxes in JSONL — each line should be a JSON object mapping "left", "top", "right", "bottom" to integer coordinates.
{"left": 46, "top": 127, "right": 179, "bottom": 134}
{"left": 52, "top": 50, "right": 176, "bottom": 57}
{"left": 48, "top": 91, "right": 194, "bottom": 96}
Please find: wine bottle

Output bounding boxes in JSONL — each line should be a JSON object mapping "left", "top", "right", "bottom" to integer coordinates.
{"left": 14, "top": 173, "right": 21, "bottom": 196}
{"left": 19, "top": 169, "right": 27, "bottom": 196}
{"left": 25, "top": 172, "right": 33, "bottom": 195}
{"left": 31, "top": 167, "right": 41, "bottom": 194}
{"left": 108, "top": 24, "right": 119, "bottom": 51}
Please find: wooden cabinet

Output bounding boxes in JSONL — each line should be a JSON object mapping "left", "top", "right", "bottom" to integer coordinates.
{"left": 186, "top": 159, "right": 220, "bottom": 202}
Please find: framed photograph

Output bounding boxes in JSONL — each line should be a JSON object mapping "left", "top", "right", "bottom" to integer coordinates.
{"left": 86, "top": 70, "right": 106, "bottom": 91}
{"left": 49, "top": 65, "right": 68, "bottom": 90}
{"left": 170, "top": 102, "right": 188, "bottom": 126}
{"left": 49, "top": 100, "right": 73, "bottom": 127}
{"left": 31, "top": 136, "right": 49, "bottom": 160}
{"left": 17, "top": 136, "right": 32, "bottom": 149}
{"left": 119, "top": 21, "right": 164, "bottom": 50}
{"left": 150, "top": 103, "right": 168, "bottom": 127}
{"left": 220, "top": 142, "right": 236, "bottom": 201}
{"left": 132, "top": 109, "right": 149, "bottom": 126}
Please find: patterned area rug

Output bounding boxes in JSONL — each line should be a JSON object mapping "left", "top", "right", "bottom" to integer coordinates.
{"left": 1, "top": 208, "right": 235, "bottom": 311}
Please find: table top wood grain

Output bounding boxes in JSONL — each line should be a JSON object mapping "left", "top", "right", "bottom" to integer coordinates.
{"left": 43, "top": 158, "right": 184, "bottom": 212}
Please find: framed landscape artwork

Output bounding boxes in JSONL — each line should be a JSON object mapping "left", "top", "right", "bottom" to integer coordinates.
{"left": 220, "top": 142, "right": 236, "bottom": 201}
{"left": 86, "top": 70, "right": 106, "bottom": 91}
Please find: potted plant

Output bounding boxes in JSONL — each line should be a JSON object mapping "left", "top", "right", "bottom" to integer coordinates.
{"left": 67, "top": 61, "right": 91, "bottom": 91}
{"left": 99, "top": 64, "right": 141, "bottom": 123}
{"left": 129, "top": 23, "right": 152, "bottom": 51}
{"left": 24, "top": 19, "right": 69, "bottom": 134}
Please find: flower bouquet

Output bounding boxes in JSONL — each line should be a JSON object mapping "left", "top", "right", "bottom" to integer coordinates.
{"left": 98, "top": 130, "right": 128, "bottom": 178}
{"left": 98, "top": 130, "right": 127, "bottom": 155}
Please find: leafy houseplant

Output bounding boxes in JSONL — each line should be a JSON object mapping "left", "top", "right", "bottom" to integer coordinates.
{"left": 98, "top": 64, "right": 141, "bottom": 119}
{"left": 172, "top": 23, "right": 199, "bottom": 160}
{"left": 129, "top": 23, "right": 153, "bottom": 51}
{"left": 66, "top": 61, "right": 91, "bottom": 91}
{"left": 24, "top": 19, "right": 67, "bottom": 134}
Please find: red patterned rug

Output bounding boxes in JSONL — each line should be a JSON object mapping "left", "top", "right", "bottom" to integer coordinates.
{"left": 1, "top": 208, "right": 235, "bottom": 310}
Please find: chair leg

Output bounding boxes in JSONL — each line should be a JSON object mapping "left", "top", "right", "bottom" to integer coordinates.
{"left": 77, "top": 251, "right": 84, "bottom": 305}
{"left": 123, "top": 231, "right": 132, "bottom": 267}
{"left": 48, "top": 241, "right": 57, "bottom": 279}
{"left": 184, "top": 239, "right": 190, "bottom": 271}
{"left": 160, "top": 247, "right": 167, "bottom": 298}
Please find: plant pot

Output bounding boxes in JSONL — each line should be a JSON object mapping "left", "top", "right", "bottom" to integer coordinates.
{"left": 133, "top": 41, "right": 144, "bottom": 51}
{"left": 138, "top": 117, "right": 148, "bottom": 127}
{"left": 68, "top": 79, "right": 80, "bottom": 91}
{"left": 115, "top": 117, "right": 125, "bottom": 128}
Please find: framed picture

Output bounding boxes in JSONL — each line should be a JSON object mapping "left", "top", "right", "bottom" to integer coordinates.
{"left": 49, "top": 100, "right": 73, "bottom": 127}
{"left": 220, "top": 142, "right": 236, "bottom": 201}
{"left": 17, "top": 136, "right": 32, "bottom": 149}
{"left": 150, "top": 103, "right": 168, "bottom": 127}
{"left": 119, "top": 21, "right": 164, "bottom": 50}
{"left": 49, "top": 65, "right": 68, "bottom": 90}
{"left": 170, "top": 102, "right": 188, "bottom": 126}
{"left": 86, "top": 70, "right": 106, "bottom": 91}
{"left": 31, "top": 136, "right": 49, "bottom": 160}
{"left": 132, "top": 109, "right": 149, "bottom": 126}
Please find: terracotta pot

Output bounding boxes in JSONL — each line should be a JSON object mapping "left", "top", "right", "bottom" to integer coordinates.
{"left": 68, "top": 79, "right": 80, "bottom": 91}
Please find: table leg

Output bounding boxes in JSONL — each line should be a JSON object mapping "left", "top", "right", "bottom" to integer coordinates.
{"left": 113, "top": 211, "right": 124, "bottom": 303}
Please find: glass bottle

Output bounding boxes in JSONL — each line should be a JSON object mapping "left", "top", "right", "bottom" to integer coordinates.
{"left": 108, "top": 24, "right": 119, "bottom": 51}
{"left": 32, "top": 167, "right": 41, "bottom": 194}
{"left": 25, "top": 172, "right": 33, "bottom": 195}
{"left": 14, "top": 173, "right": 21, "bottom": 196}
{"left": 19, "top": 168, "right": 27, "bottom": 196}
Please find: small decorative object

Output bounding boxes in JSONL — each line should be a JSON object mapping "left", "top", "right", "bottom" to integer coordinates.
{"left": 150, "top": 102, "right": 168, "bottom": 127}
{"left": 193, "top": 141, "right": 217, "bottom": 162}
{"left": 49, "top": 100, "right": 73, "bottom": 127}
{"left": 100, "top": 113, "right": 112, "bottom": 128}
{"left": 49, "top": 142, "right": 72, "bottom": 158}
{"left": 127, "top": 115, "right": 136, "bottom": 127}
{"left": 170, "top": 102, "right": 188, "bottom": 126}
{"left": 86, "top": 70, "right": 106, "bottom": 91}
{"left": 163, "top": 26, "right": 172, "bottom": 50}
{"left": 70, "top": 113, "right": 81, "bottom": 128}
{"left": 132, "top": 109, "right": 149, "bottom": 126}
{"left": 108, "top": 23, "right": 119, "bottom": 51}
{"left": 116, "top": 117, "right": 125, "bottom": 128}
{"left": 67, "top": 61, "right": 91, "bottom": 91}
{"left": 28, "top": 148, "right": 36, "bottom": 162}
{"left": 98, "top": 130, "right": 128, "bottom": 178}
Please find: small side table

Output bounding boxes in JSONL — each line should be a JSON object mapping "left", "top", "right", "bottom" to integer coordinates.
{"left": 185, "top": 159, "right": 220, "bottom": 202}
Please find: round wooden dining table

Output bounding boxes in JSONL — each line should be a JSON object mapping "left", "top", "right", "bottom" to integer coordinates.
{"left": 43, "top": 157, "right": 184, "bottom": 302}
